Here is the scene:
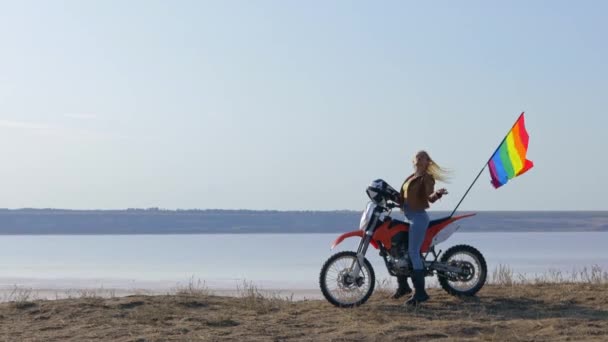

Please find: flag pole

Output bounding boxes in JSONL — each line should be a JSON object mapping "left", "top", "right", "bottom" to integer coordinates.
{"left": 449, "top": 112, "right": 525, "bottom": 217}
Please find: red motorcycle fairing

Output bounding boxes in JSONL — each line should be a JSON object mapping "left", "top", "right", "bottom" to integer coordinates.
{"left": 373, "top": 213, "right": 476, "bottom": 252}
{"left": 331, "top": 213, "right": 476, "bottom": 252}
{"left": 420, "top": 213, "right": 476, "bottom": 252}
{"left": 331, "top": 230, "right": 379, "bottom": 250}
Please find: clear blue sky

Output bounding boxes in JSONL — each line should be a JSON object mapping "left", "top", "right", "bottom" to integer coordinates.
{"left": 1, "top": 1, "right": 606, "bottom": 211}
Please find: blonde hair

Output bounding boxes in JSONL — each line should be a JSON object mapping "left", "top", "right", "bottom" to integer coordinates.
{"left": 414, "top": 150, "right": 451, "bottom": 183}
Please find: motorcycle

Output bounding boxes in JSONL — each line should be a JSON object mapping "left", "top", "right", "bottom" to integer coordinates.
{"left": 319, "top": 179, "right": 487, "bottom": 307}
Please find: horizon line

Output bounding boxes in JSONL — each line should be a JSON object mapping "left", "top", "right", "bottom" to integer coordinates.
{"left": 0, "top": 208, "right": 607, "bottom": 213}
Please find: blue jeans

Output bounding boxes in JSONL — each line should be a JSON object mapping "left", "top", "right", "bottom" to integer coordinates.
{"left": 403, "top": 204, "right": 430, "bottom": 270}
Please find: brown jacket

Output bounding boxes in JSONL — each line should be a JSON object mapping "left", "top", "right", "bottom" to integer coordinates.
{"left": 399, "top": 173, "right": 441, "bottom": 211}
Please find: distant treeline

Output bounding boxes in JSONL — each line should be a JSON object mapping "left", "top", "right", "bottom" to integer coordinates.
{"left": 0, "top": 209, "right": 606, "bottom": 234}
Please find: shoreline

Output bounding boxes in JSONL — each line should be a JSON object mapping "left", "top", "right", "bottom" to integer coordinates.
{"left": 0, "top": 288, "right": 322, "bottom": 303}
{"left": 1, "top": 230, "right": 608, "bottom": 235}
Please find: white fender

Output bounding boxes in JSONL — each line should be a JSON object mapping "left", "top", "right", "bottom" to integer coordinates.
{"left": 431, "top": 225, "right": 460, "bottom": 247}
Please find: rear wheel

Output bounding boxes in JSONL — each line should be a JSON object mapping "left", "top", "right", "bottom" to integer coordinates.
{"left": 319, "top": 251, "right": 375, "bottom": 307}
{"left": 437, "top": 244, "right": 487, "bottom": 296}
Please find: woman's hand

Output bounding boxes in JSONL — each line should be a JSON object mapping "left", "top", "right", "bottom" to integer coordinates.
{"left": 436, "top": 188, "right": 448, "bottom": 196}
{"left": 429, "top": 188, "right": 448, "bottom": 203}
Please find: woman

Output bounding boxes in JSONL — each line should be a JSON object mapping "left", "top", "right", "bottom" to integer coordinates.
{"left": 397, "top": 150, "right": 449, "bottom": 306}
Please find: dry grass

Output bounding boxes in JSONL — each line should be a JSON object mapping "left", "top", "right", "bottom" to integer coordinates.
{"left": 1, "top": 283, "right": 607, "bottom": 341}
{"left": 2, "top": 269, "right": 607, "bottom": 341}
{"left": 490, "top": 264, "right": 608, "bottom": 286}
{"left": 236, "top": 280, "right": 293, "bottom": 314}
{"left": 374, "top": 278, "right": 395, "bottom": 298}
{"left": 174, "top": 276, "right": 213, "bottom": 297}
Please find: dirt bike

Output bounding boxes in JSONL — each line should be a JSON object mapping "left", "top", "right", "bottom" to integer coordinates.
{"left": 319, "top": 179, "right": 487, "bottom": 307}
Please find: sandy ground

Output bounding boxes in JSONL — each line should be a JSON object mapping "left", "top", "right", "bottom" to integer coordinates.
{"left": 1, "top": 283, "right": 607, "bottom": 341}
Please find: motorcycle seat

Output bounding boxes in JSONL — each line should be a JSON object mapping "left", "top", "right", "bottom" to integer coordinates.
{"left": 388, "top": 216, "right": 453, "bottom": 228}
{"left": 388, "top": 218, "right": 408, "bottom": 229}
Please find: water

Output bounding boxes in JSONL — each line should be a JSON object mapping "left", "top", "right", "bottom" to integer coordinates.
{"left": 1, "top": 232, "right": 607, "bottom": 294}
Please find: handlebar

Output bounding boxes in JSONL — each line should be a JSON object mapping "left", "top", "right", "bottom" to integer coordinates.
{"left": 386, "top": 201, "right": 401, "bottom": 210}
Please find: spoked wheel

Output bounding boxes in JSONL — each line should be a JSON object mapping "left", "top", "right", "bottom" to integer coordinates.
{"left": 319, "top": 251, "right": 375, "bottom": 307}
{"left": 437, "top": 244, "right": 487, "bottom": 296}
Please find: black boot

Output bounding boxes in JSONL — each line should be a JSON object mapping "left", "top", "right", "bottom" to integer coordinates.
{"left": 406, "top": 270, "right": 429, "bottom": 306}
{"left": 392, "top": 275, "right": 412, "bottom": 299}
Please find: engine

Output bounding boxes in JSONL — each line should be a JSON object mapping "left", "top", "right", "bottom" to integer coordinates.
{"left": 386, "top": 241, "right": 411, "bottom": 275}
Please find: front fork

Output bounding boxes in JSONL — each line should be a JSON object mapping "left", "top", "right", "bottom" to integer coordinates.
{"left": 348, "top": 231, "right": 373, "bottom": 279}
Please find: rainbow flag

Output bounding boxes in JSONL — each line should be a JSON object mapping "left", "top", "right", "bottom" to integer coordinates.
{"left": 488, "top": 113, "right": 534, "bottom": 188}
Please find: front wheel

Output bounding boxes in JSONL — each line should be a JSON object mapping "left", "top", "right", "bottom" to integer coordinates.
{"left": 437, "top": 244, "right": 487, "bottom": 297}
{"left": 319, "top": 251, "right": 375, "bottom": 307}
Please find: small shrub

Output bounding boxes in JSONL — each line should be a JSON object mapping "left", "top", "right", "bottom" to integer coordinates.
{"left": 174, "top": 276, "right": 212, "bottom": 297}
{"left": 5, "top": 286, "right": 35, "bottom": 309}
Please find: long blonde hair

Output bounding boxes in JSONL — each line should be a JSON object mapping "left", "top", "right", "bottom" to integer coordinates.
{"left": 414, "top": 150, "right": 451, "bottom": 183}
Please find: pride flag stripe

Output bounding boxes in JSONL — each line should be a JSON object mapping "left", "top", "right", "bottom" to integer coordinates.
{"left": 489, "top": 153, "right": 507, "bottom": 186}
{"left": 506, "top": 128, "right": 522, "bottom": 173}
